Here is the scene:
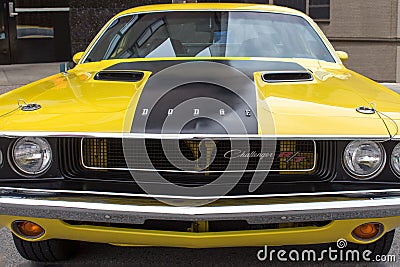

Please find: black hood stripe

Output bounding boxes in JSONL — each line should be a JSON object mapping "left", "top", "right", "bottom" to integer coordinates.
{"left": 111, "top": 60, "right": 305, "bottom": 135}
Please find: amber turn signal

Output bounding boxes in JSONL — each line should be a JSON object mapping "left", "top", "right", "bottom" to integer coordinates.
{"left": 352, "top": 223, "right": 383, "bottom": 241}
{"left": 12, "top": 221, "right": 45, "bottom": 238}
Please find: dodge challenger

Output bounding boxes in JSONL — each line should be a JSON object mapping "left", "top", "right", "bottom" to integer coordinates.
{"left": 1, "top": 3, "right": 400, "bottom": 262}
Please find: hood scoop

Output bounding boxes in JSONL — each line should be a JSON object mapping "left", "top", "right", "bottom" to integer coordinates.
{"left": 94, "top": 71, "right": 144, "bottom": 82}
{"left": 262, "top": 71, "right": 313, "bottom": 83}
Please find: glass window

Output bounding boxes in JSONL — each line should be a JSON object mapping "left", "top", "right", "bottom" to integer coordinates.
{"left": 13, "top": 0, "right": 69, "bottom": 39}
{"left": 309, "top": 0, "right": 330, "bottom": 20}
{"left": 0, "top": 4, "right": 6, "bottom": 40}
{"left": 273, "top": 0, "right": 306, "bottom": 13}
{"left": 273, "top": 0, "right": 330, "bottom": 20}
{"left": 16, "top": 0, "right": 68, "bottom": 8}
{"left": 16, "top": 13, "right": 54, "bottom": 39}
{"left": 85, "top": 11, "right": 335, "bottom": 63}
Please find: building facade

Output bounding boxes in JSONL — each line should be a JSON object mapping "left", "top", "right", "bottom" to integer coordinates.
{"left": 0, "top": 0, "right": 399, "bottom": 82}
{"left": 317, "top": 0, "right": 399, "bottom": 82}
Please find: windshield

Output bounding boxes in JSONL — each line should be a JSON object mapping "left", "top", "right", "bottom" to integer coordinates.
{"left": 84, "top": 11, "right": 335, "bottom": 63}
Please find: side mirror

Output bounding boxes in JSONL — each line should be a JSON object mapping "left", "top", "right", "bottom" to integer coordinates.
{"left": 72, "top": 52, "right": 85, "bottom": 64}
{"left": 336, "top": 51, "right": 349, "bottom": 63}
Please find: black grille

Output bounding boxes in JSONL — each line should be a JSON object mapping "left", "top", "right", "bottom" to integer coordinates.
{"left": 60, "top": 138, "right": 336, "bottom": 184}
{"left": 65, "top": 219, "right": 331, "bottom": 232}
{"left": 81, "top": 138, "right": 315, "bottom": 172}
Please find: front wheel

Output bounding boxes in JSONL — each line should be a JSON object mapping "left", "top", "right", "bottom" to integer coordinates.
{"left": 12, "top": 234, "right": 80, "bottom": 262}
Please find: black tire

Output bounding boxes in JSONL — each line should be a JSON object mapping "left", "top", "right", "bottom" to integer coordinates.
{"left": 12, "top": 234, "right": 80, "bottom": 262}
{"left": 346, "top": 230, "right": 395, "bottom": 257}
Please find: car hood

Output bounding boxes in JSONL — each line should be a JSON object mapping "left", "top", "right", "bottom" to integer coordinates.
{"left": 0, "top": 58, "right": 398, "bottom": 137}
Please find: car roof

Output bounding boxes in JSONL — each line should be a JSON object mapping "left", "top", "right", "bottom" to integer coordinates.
{"left": 117, "top": 3, "right": 307, "bottom": 18}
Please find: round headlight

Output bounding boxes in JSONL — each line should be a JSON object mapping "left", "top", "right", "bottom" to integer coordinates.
{"left": 390, "top": 143, "right": 400, "bottom": 177}
{"left": 11, "top": 137, "right": 52, "bottom": 176}
{"left": 343, "top": 141, "right": 385, "bottom": 179}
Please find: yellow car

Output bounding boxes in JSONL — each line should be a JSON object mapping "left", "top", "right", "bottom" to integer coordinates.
{"left": 1, "top": 3, "right": 400, "bottom": 262}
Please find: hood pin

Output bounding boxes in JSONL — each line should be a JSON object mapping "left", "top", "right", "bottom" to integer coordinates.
{"left": 356, "top": 106, "right": 375, "bottom": 114}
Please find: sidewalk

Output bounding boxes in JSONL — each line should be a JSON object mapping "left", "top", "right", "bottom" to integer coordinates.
{"left": 382, "top": 83, "right": 400, "bottom": 94}
{"left": 0, "top": 62, "right": 61, "bottom": 94}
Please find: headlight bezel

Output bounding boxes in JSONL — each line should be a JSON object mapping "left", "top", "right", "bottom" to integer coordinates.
{"left": 390, "top": 142, "right": 400, "bottom": 178}
{"left": 342, "top": 140, "right": 386, "bottom": 180}
{"left": 0, "top": 148, "right": 3, "bottom": 168}
{"left": 9, "top": 137, "right": 53, "bottom": 177}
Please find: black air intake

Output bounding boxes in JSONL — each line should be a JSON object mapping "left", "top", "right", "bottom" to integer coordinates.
{"left": 94, "top": 71, "right": 144, "bottom": 82}
{"left": 262, "top": 71, "right": 313, "bottom": 83}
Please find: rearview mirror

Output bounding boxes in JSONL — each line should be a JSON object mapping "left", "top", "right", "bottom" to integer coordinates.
{"left": 72, "top": 52, "right": 85, "bottom": 64}
{"left": 336, "top": 51, "right": 349, "bottom": 63}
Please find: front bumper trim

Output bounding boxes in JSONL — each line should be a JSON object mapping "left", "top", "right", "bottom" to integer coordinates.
{"left": 1, "top": 191, "right": 400, "bottom": 224}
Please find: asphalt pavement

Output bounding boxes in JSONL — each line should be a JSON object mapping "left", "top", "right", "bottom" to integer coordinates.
{"left": 1, "top": 63, "right": 400, "bottom": 266}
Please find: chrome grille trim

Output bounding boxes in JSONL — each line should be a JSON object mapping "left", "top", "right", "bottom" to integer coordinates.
{"left": 80, "top": 138, "right": 317, "bottom": 173}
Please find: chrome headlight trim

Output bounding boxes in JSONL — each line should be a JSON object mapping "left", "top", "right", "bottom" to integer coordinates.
{"left": 342, "top": 140, "right": 386, "bottom": 180}
{"left": 390, "top": 143, "right": 400, "bottom": 177}
{"left": 9, "top": 137, "right": 53, "bottom": 176}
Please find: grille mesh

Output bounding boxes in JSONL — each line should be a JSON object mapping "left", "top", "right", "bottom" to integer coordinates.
{"left": 60, "top": 138, "right": 336, "bottom": 184}
{"left": 82, "top": 138, "right": 315, "bottom": 172}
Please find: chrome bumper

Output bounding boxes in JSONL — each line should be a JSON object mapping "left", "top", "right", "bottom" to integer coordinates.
{"left": 1, "top": 189, "right": 400, "bottom": 224}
